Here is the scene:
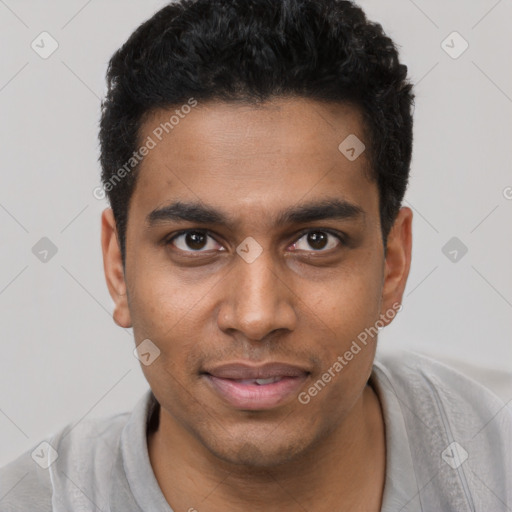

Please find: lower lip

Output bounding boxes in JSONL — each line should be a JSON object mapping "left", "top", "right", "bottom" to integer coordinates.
{"left": 204, "top": 374, "right": 308, "bottom": 410}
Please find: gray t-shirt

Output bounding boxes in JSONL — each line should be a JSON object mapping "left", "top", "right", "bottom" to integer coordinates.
{"left": 1, "top": 350, "right": 511, "bottom": 511}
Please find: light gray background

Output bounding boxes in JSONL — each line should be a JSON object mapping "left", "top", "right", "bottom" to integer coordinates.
{"left": 0, "top": 0, "right": 511, "bottom": 467}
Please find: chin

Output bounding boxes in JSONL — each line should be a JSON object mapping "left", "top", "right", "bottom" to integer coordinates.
{"left": 204, "top": 428, "right": 310, "bottom": 469}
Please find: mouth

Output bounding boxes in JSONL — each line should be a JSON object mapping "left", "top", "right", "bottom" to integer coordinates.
{"left": 201, "top": 362, "right": 310, "bottom": 410}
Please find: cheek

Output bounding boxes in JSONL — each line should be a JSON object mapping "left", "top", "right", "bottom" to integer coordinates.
{"left": 128, "top": 261, "right": 213, "bottom": 340}
{"left": 305, "top": 258, "right": 383, "bottom": 345}
{"left": 298, "top": 252, "right": 383, "bottom": 401}
{"left": 127, "top": 263, "right": 220, "bottom": 394}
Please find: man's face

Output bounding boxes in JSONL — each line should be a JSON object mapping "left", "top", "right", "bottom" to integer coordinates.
{"left": 103, "top": 98, "right": 409, "bottom": 466}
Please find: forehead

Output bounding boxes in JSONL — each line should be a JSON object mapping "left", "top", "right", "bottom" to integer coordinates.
{"left": 139, "top": 97, "right": 368, "bottom": 162}
{"left": 130, "top": 97, "right": 378, "bottom": 229}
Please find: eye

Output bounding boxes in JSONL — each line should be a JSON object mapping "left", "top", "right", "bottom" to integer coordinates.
{"left": 290, "top": 230, "right": 343, "bottom": 252}
{"left": 167, "top": 230, "right": 224, "bottom": 253}
{"left": 166, "top": 229, "right": 345, "bottom": 254}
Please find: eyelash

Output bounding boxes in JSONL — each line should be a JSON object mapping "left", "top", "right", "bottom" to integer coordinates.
{"left": 165, "top": 228, "right": 346, "bottom": 255}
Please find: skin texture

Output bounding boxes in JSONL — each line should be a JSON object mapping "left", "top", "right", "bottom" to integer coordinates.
{"left": 101, "top": 97, "right": 413, "bottom": 511}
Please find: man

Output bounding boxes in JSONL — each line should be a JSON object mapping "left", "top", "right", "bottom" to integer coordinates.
{"left": 1, "top": 0, "right": 510, "bottom": 510}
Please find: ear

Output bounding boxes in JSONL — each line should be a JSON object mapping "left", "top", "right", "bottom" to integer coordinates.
{"left": 101, "top": 208, "right": 132, "bottom": 328}
{"left": 379, "top": 206, "right": 413, "bottom": 324}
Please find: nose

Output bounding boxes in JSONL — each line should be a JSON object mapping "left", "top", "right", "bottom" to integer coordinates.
{"left": 217, "top": 247, "right": 297, "bottom": 342}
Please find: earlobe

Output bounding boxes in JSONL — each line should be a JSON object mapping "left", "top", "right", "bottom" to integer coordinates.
{"left": 101, "top": 208, "right": 132, "bottom": 328}
{"left": 380, "top": 206, "right": 413, "bottom": 322}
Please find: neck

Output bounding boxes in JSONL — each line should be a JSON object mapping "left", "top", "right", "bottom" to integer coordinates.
{"left": 147, "top": 384, "right": 386, "bottom": 512}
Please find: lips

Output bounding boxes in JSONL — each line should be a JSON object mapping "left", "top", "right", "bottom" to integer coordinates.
{"left": 202, "top": 362, "right": 309, "bottom": 410}
{"left": 204, "top": 362, "right": 308, "bottom": 380}
{"left": 234, "top": 376, "right": 283, "bottom": 385}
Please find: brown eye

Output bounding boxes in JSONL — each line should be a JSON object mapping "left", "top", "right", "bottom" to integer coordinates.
{"left": 307, "top": 232, "right": 328, "bottom": 250}
{"left": 168, "top": 230, "right": 223, "bottom": 252}
{"left": 292, "top": 230, "right": 342, "bottom": 252}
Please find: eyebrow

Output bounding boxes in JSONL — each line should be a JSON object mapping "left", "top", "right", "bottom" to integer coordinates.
{"left": 146, "top": 198, "right": 365, "bottom": 229}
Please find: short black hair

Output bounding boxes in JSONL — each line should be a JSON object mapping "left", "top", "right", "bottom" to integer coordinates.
{"left": 99, "top": 0, "right": 414, "bottom": 262}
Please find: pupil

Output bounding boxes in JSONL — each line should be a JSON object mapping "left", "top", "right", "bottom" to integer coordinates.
{"left": 187, "top": 232, "right": 206, "bottom": 250}
{"left": 308, "top": 232, "right": 327, "bottom": 250}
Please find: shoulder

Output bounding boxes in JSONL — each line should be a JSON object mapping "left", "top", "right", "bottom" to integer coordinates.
{"left": 373, "top": 349, "right": 512, "bottom": 415}
{"left": 0, "top": 447, "right": 53, "bottom": 512}
{"left": 373, "top": 349, "right": 512, "bottom": 507}
{"left": 373, "top": 349, "right": 512, "bottom": 435}
{"left": 0, "top": 411, "right": 130, "bottom": 512}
